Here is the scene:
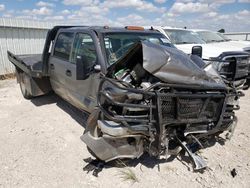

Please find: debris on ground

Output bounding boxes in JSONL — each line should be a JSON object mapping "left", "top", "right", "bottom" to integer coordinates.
{"left": 231, "top": 168, "right": 237, "bottom": 178}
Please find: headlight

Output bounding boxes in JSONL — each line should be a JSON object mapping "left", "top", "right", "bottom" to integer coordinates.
{"left": 212, "top": 61, "right": 225, "bottom": 72}
{"left": 203, "top": 60, "right": 228, "bottom": 72}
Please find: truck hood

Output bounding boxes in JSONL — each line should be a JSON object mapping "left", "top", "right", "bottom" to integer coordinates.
{"left": 175, "top": 43, "right": 245, "bottom": 59}
{"left": 107, "top": 41, "right": 226, "bottom": 90}
{"left": 227, "top": 41, "right": 250, "bottom": 51}
{"left": 205, "top": 41, "right": 250, "bottom": 51}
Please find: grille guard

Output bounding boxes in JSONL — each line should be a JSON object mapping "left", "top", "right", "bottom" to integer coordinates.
{"left": 208, "top": 54, "right": 250, "bottom": 83}
{"left": 97, "top": 76, "right": 231, "bottom": 135}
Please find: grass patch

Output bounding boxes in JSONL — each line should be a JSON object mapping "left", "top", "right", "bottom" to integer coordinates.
{"left": 118, "top": 168, "right": 139, "bottom": 183}
{"left": 116, "top": 160, "right": 139, "bottom": 183}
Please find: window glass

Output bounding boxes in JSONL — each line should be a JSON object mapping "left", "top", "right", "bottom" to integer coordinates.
{"left": 216, "top": 32, "right": 231, "bottom": 41}
{"left": 103, "top": 32, "right": 174, "bottom": 65}
{"left": 54, "top": 32, "right": 74, "bottom": 60}
{"left": 164, "top": 29, "right": 205, "bottom": 44}
{"left": 71, "top": 33, "right": 97, "bottom": 65}
{"left": 197, "top": 31, "right": 225, "bottom": 43}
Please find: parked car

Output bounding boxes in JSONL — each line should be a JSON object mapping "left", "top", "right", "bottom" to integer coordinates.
{"left": 194, "top": 30, "right": 250, "bottom": 53}
{"left": 151, "top": 26, "right": 250, "bottom": 90}
{"left": 7, "top": 26, "right": 244, "bottom": 171}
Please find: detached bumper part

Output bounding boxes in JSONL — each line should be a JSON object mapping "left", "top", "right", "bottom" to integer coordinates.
{"left": 97, "top": 120, "right": 130, "bottom": 136}
{"left": 177, "top": 137, "right": 207, "bottom": 170}
{"left": 81, "top": 131, "right": 143, "bottom": 162}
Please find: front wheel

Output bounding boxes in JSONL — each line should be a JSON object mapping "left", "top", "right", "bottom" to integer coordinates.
{"left": 84, "top": 109, "right": 102, "bottom": 160}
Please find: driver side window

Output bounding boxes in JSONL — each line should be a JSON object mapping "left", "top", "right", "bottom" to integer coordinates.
{"left": 71, "top": 33, "right": 97, "bottom": 65}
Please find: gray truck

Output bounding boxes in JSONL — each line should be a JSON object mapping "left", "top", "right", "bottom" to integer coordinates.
{"left": 7, "top": 26, "right": 244, "bottom": 170}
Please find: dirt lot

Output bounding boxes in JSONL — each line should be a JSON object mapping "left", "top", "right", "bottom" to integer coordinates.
{"left": 0, "top": 79, "right": 250, "bottom": 188}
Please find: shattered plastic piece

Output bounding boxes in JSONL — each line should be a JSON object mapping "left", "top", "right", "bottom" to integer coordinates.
{"left": 177, "top": 137, "right": 207, "bottom": 170}
{"left": 231, "top": 168, "right": 237, "bottom": 178}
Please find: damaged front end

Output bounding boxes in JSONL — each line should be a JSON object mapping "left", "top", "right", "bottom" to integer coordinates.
{"left": 81, "top": 41, "right": 238, "bottom": 170}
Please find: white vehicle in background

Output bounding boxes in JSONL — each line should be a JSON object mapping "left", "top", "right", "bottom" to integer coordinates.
{"left": 194, "top": 30, "right": 250, "bottom": 53}
{"left": 150, "top": 26, "right": 250, "bottom": 89}
{"left": 151, "top": 26, "right": 249, "bottom": 58}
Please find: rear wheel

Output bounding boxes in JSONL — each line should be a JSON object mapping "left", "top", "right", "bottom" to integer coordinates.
{"left": 18, "top": 72, "right": 33, "bottom": 99}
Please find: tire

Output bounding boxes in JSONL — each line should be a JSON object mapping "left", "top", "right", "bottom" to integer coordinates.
{"left": 84, "top": 109, "right": 102, "bottom": 160}
{"left": 18, "top": 72, "right": 33, "bottom": 99}
{"left": 84, "top": 109, "right": 101, "bottom": 135}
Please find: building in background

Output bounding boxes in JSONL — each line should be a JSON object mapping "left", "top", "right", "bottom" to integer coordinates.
{"left": 0, "top": 18, "right": 55, "bottom": 75}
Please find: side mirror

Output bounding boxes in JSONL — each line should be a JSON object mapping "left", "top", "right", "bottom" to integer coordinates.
{"left": 76, "top": 55, "right": 89, "bottom": 80}
{"left": 192, "top": 46, "right": 202, "bottom": 58}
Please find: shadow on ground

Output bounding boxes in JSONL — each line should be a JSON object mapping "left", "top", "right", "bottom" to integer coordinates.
{"left": 82, "top": 153, "right": 172, "bottom": 176}
{"left": 28, "top": 93, "right": 227, "bottom": 177}
{"left": 30, "top": 93, "right": 89, "bottom": 128}
{"left": 82, "top": 136, "right": 227, "bottom": 177}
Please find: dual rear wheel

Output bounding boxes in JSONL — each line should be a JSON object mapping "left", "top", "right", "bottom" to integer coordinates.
{"left": 17, "top": 70, "right": 33, "bottom": 99}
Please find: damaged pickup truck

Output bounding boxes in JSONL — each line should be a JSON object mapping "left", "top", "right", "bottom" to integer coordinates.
{"left": 7, "top": 26, "right": 246, "bottom": 170}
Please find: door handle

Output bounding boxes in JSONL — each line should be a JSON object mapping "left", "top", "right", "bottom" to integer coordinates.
{"left": 66, "top": 70, "right": 72, "bottom": 77}
{"left": 50, "top": 64, "right": 55, "bottom": 70}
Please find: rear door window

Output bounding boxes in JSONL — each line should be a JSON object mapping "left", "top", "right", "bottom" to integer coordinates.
{"left": 54, "top": 32, "right": 74, "bottom": 61}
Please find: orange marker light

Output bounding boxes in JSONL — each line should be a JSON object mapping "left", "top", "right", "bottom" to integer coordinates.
{"left": 125, "top": 26, "right": 144, "bottom": 30}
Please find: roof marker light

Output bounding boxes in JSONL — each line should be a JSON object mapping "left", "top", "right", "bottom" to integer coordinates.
{"left": 125, "top": 26, "right": 144, "bottom": 30}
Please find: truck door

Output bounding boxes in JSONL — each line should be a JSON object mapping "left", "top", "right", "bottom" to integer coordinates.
{"left": 64, "top": 32, "right": 100, "bottom": 112}
{"left": 49, "top": 32, "right": 74, "bottom": 101}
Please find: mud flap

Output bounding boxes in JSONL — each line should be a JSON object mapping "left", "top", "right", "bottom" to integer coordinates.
{"left": 176, "top": 137, "right": 207, "bottom": 171}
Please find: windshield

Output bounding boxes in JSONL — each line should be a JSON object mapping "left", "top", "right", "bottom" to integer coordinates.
{"left": 164, "top": 29, "right": 205, "bottom": 44}
{"left": 197, "top": 31, "right": 225, "bottom": 43}
{"left": 104, "top": 32, "right": 174, "bottom": 65}
{"left": 216, "top": 32, "right": 231, "bottom": 41}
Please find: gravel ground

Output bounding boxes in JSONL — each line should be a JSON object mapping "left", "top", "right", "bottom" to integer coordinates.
{"left": 0, "top": 79, "right": 250, "bottom": 188}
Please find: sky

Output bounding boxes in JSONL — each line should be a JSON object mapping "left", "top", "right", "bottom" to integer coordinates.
{"left": 0, "top": 0, "right": 249, "bottom": 32}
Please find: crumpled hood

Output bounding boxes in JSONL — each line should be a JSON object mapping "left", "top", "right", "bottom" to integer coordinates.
{"left": 175, "top": 43, "right": 245, "bottom": 59}
{"left": 107, "top": 41, "right": 226, "bottom": 90}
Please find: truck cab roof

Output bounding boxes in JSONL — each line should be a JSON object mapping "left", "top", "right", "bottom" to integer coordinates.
{"left": 8, "top": 25, "right": 172, "bottom": 78}
{"left": 57, "top": 26, "right": 160, "bottom": 35}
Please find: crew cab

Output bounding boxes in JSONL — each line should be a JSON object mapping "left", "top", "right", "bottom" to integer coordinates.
{"left": 7, "top": 26, "right": 243, "bottom": 170}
